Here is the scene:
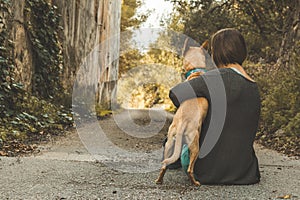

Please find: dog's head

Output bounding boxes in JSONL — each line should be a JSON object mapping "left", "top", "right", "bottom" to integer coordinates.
{"left": 182, "top": 40, "right": 213, "bottom": 80}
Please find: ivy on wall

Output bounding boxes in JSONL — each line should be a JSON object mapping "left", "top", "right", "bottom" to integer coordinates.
{"left": 0, "top": 0, "right": 22, "bottom": 117}
{"left": 25, "top": 0, "right": 64, "bottom": 100}
{"left": 0, "top": 0, "right": 72, "bottom": 156}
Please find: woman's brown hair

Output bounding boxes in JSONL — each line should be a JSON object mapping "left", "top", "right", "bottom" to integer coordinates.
{"left": 210, "top": 28, "right": 247, "bottom": 67}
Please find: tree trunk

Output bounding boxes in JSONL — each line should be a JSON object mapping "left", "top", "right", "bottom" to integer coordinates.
{"left": 276, "top": 0, "right": 300, "bottom": 69}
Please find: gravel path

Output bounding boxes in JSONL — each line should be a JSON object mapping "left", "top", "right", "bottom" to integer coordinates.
{"left": 0, "top": 109, "right": 299, "bottom": 199}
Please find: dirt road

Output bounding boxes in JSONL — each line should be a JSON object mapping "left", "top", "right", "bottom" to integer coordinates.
{"left": 0, "top": 109, "right": 299, "bottom": 199}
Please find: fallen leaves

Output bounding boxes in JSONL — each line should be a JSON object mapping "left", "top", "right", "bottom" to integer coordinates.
{"left": 0, "top": 150, "right": 8, "bottom": 156}
{"left": 256, "top": 131, "right": 300, "bottom": 159}
{"left": 0, "top": 140, "right": 38, "bottom": 157}
{"left": 276, "top": 194, "right": 292, "bottom": 199}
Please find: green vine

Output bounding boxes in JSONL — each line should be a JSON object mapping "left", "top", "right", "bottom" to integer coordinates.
{"left": 25, "top": 0, "right": 64, "bottom": 100}
{"left": 0, "top": 0, "right": 73, "bottom": 156}
{"left": 0, "top": 0, "right": 22, "bottom": 116}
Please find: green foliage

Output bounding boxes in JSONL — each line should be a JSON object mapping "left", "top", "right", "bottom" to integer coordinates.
{"left": 0, "top": 0, "right": 72, "bottom": 153}
{"left": 0, "top": 94, "right": 73, "bottom": 141}
{"left": 146, "top": 48, "right": 183, "bottom": 73}
{"left": 128, "top": 83, "right": 161, "bottom": 108}
{"left": 167, "top": 0, "right": 294, "bottom": 62}
{"left": 25, "top": 0, "right": 64, "bottom": 101}
{"left": 245, "top": 46, "right": 299, "bottom": 156}
{"left": 121, "top": 0, "right": 148, "bottom": 31}
{"left": 119, "top": 0, "right": 149, "bottom": 77}
{"left": 0, "top": 0, "right": 21, "bottom": 116}
{"left": 260, "top": 53, "right": 300, "bottom": 136}
{"left": 119, "top": 49, "right": 144, "bottom": 77}
{"left": 118, "top": 49, "right": 182, "bottom": 111}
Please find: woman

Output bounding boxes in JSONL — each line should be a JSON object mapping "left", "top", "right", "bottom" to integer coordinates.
{"left": 169, "top": 28, "right": 261, "bottom": 185}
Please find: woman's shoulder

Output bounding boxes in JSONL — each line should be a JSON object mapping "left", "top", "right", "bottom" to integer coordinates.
{"left": 204, "top": 67, "right": 231, "bottom": 75}
{"left": 204, "top": 68, "right": 256, "bottom": 84}
{"left": 202, "top": 68, "right": 236, "bottom": 81}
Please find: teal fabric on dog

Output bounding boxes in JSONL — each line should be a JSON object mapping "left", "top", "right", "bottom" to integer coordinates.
{"left": 181, "top": 144, "right": 190, "bottom": 174}
{"left": 181, "top": 144, "right": 200, "bottom": 181}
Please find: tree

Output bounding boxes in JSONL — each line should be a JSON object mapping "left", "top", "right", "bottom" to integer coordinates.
{"left": 275, "top": 0, "right": 299, "bottom": 69}
{"left": 119, "top": 0, "right": 148, "bottom": 76}
{"left": 121, "top": 0, "right": 147, "bottom": 31}
{"left": 166, "top": 0, "right": 299, "bottom": 63}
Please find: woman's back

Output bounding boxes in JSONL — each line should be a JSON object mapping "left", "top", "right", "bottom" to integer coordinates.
{"left": 170, "top": 68, "right": 261, "bottom": 184}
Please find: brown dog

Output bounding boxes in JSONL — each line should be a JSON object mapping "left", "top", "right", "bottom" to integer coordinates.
{"left": 155, "top": 41, "right": 209, "bottom": 186}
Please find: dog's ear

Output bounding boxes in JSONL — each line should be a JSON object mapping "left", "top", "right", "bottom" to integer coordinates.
{"left": 182, "top": 38, "right": 189, "bottom": 57}
{"left": 200, "top": 40, "right": 209, "bottom": 50}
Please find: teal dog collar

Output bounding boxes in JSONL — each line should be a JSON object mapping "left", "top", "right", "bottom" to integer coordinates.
{"left": 185, "top": 68, "right": 207, "bottom": 79}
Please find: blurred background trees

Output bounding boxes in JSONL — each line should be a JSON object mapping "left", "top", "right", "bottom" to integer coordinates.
{"left": 119, "top": 0, "right": 299, "bottom": 156}
{"left": 164, "top": 0, "right": 299, "bottom": 156}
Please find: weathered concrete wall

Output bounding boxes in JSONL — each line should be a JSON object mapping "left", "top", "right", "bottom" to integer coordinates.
{"left": 54, "top": 0, "right": 121, "bottom": 107}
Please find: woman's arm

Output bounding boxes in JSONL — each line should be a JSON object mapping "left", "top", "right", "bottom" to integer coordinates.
{"left": 169, "top": 75, "right": 210, "bottom": 107}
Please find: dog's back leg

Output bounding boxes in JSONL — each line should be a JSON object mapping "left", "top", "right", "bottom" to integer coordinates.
{"left": 163, "top": 126, "right": 176, "bottom": 160}
{"left": 155, "top": 124, "right": 176, "bottom": 184}
{"left": 187, "top": 129, "right": 200, "bottom": 186}
{"left": 155, "top": 140, "right": 173, "bottom": 184}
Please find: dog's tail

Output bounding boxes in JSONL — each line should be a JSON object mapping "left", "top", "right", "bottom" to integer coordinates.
{"left": 162, "top": 122, "right": 185, "bottom": 166}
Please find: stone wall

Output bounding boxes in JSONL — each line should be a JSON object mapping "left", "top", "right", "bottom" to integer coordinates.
{"left": 1, "top": 0, "right": 121, "bottom": 108}
{"left": 54, "top": 0, "right": 121, "bottom": 107}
